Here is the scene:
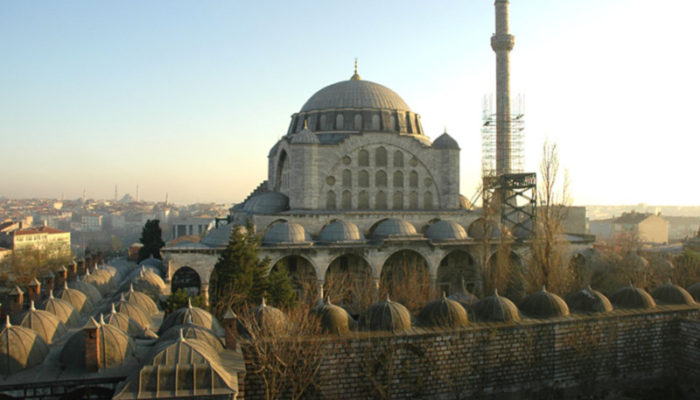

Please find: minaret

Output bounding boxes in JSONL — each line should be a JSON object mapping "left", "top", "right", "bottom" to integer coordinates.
{"left": 491, "top": 0, "right": 515, "bottom": 175}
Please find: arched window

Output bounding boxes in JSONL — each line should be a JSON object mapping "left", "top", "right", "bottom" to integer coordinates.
{"left": 409, "top": 170, "right": 418, "bottom": 188}
{"left": 375, "top": 170, "right": 387, "bottom": 187}
{"left": 358, "top": 149, "right": 369, "bottom": 166}
{"left": 393, "top": 171, "right": 403, "bottom": 187}
{"left": 409, "top": 191, "right": 419, "bottom": 209}
{"left": 424, "top": 191, "right": 433, "bottom": 210}
{"left": 342, "top": 170, "right": 352, "bottom": 187}
{"left": 359, "top": 170, "right": 369, "bottom": 187}
{"left": 335, "top": 113, "right": 344, "bottom": 130}
{"left": 342, "top": 191, "right": 352, "bottom": 209}
{"left": 371, "top": 114, "right": 380, "bottom": 130}
{"left": 326, "top": 191, "right": 336, "bottom": 210}
{"left": 393, "top": 191, "right": 403, "bottom": 209}
{"left": 354, "top": 114, "right": 363, "bottom": 130}
{"left": 393, "top": 151, "right": 404, "bottom": 167}
{"left": 320, "top": 114, "right": 327, "bottom": 130}
{"left": 389, "top": 115, "right": 396, "bottom": 131}
{"left": 376, "top": 191, "right": 387, "bottom": 209}
{"left": 375, "top": 147, "right": 387, "bottom": 167}
{"left": 358, "top": 191, "right": 369, "bottom": 210}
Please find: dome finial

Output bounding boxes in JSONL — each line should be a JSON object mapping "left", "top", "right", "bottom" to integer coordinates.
{"left": 351, "top": 58, "right": 361, "bottom": 81}
{"left": 444, "top": 126, "right": 447, "bottom": 134}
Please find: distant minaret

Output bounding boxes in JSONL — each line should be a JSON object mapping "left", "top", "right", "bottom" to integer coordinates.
{"left": 136, "top": 185, "right": 140, "bottom": 202}
{"left": 491, "top": 0, "right": 515, "bottom": 175}
{"left": 82, "top": 188, "right": 86, "bottom": 204}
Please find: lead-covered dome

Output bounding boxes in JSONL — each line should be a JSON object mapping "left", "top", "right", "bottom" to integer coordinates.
{"left": 416, "top": 293, "right": 468, "bottom": 328}
{"left": 519, "top": 287, "right": 570, "bottom": 319}
{"left": 609, "top": 284, "right": 656, "bottom": 309}
{"left": 301, "top": 79, "right": 410, "bottom": 113}
{"left": 371, "top": 219, "right": 418, "bottom": 239}
{"left": 157, "top": 317, "right": 225, "bottom": 352}
{"left": 39, "top": 290, "right": 81, "bottom": 327}
{"left": 473, "top": 290, "right": 520, "bottom": 323}
{"left": 0, "top": 316, "right": 50, "bottom": 375}
{"left": 651, "top": 281, "right": 696, "bottom": 305}
{"left": 425, "top": 220, "right": 467, "bottom": 241}
{"left": 319, "top": 220, "right": 364, "bottom": 244}
{"left": 243, "top": 192, "right": 290, "bottom": 214}
{"left": 262, "top": 221, "right": 310, "bottom": 246}
{"left": 565, "top": 286, "right": 613, "bottom": 314}
{"left": 359, "top": 297, "right": 412, "bottom": 332}
{"left": 122, "top": 284, "right": 159, "bottom": 315}
{"left": 159, "top": 299, "right": 224, "bottom": 336}
{"left": 310, "top": 299, "right": 356, "bottom": 335}
{"left": 18, "top": 301, "right": 68, "bottom": 344}
{"left": 60, "top": 318, "right": 135, "bottom": 370}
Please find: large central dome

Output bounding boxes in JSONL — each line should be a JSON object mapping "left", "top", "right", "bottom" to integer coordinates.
{"left": 300, "top": 79, "right": 411, "bottom": 112}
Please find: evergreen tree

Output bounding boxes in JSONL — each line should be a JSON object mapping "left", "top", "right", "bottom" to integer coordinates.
{"left": 138, "top": 219, "right": 165, "bottom": 262}
{"left": 266, "top": 261, "right": 297, "bottom": 309}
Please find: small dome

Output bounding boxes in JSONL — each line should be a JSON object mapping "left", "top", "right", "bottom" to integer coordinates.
{"left": 0, "top": 317, "right": 50, "bottom": 375}
{"left": 447, "top": 280, "right": 479, "bottom": 309}
{"left": 18, "top": 301, "right": 68, "bottom": 344}
{"left": 243, "top": 192, "right": 290, "bottom": 214}
{"left": 123, "top": 284, "right": 159, "bottom": 314}
{"left": 139, "top": 256, "right": 163, "bottom": 271}
{"left": 120, "top": 267, "right": 167, "bottom": 300}
{"left": 311, "top": 299, "right": 355, "bottom": 335}
{"left": 371, "top": 219, "right": 418, "bottom": 239}
{"left": 319, "top": 220, "right": 364, "bottom": 244}
{"left": 416, "top": 294, "right": 468, "bottom": 328}
{"left": 687, "top": 282, "right": 700, "bottom": 302}
{"left": 103, "top": 304, "right": 145, "bottom": 336}
{"left": 651, "top": 281, "right": 696, "bottom": 305}
{"left": 69, "top": 276, "right": 103, "bottom": 304}
{"left": 113, "top": 294, "right": 153, "bottom": 329}
{"left": 58, "top": 282, "right": 94, "bottom": 314}
{"left": 432, "top": 132, "right": 459, "bottom": 149}
{"left": 473, "top": 290, "right": 521, "bottom": 322}
{"left": 157, "top": 318, "right": 224, "bottom": 352}
{"left": 158, "top": 299, "right": 224, "bottom": 336}
{"left": 291, "top": 123, "right": 321, "bottom": 144}
{"left": 262, "top": 221, "right": 310, "bottom": 245}
{"left": 359, "top": 297, "right": 411, "bottom": 332}
{"left": 200, "top": 223, "right": 239, "bottom": 247}
{"left": 609, "top": 284, "right": 657, "bottom": 309}
{"left": 520, "top": 287, "right": 570, "bottom": 318}
{"left": 59, "top": 318, "right": 135, "bottom": 370}
{"left": 467, "top": 218, "right": 501, "bottom": 239}
{"left": 565, "top": 286, "right": 613, "bottom": 313}
{"left": 458, "top": 195, "right": 473, "bottom": 210}
{"left": 38, "top": 291, "right": 81, "bottom": 327}
{"left": 425, "top": 220, "right": 467, "bottom": 241}
{"left": 238, "top": 298, "right": 288, "bottom": 337}
{"left": 149, "top": 331, "right": 222, "bottom": 366}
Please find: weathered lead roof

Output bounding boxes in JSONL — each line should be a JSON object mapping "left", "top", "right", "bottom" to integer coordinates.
{"left": 519, "top": 287, "right": 570, "bottom": 319}
{"left": 416, "top": 294, "right": 468, "bottom": 328}
{"left": 0, "top": 317, "right": 50, "bottom": 375}
{"left": 300, "top": 79, "right": 411, "bottom": 113}
{"left": 359, "top": 297, "right": 412, "bottom": 332}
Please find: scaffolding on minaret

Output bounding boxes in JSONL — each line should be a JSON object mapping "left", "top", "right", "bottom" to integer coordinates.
{"left": 481, "top": 94, "right": 525, "bottom": 177}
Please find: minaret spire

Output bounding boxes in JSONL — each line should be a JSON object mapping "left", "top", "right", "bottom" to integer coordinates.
{"left": 491, "top": 0, "right": 514, "bottom": 175}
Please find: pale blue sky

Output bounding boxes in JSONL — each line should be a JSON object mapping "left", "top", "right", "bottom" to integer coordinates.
{"left": 2, "top": 1, "right": 699, "bottom": 205}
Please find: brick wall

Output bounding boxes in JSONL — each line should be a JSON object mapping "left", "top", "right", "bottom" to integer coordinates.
{"left": 242, "top": 305, "right": 700, "bottom": 399}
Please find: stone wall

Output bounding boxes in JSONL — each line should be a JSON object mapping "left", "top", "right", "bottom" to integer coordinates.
{"left": 242, "top": 305, "right": 700, "bottom": 399}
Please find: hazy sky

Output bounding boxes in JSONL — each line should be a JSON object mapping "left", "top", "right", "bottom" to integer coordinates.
{"left": 2, "top": 1, "right": 699, "bottom": 205}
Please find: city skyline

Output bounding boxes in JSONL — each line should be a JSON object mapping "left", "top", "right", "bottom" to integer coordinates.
{"left": 2, "top": 1, "right": 699, "bottom": 205}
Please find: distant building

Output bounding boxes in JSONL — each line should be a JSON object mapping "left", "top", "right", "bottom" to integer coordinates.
{"left": 168, "top": 217, "right": 216, "bottom": 240}
{"left": 591, "top": 212, "right": 669, "bottom": 244}
{"left": 0, "top": 226, "right": 71, "bottom": 258}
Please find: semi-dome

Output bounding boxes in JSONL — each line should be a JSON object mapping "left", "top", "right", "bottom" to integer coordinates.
{"left": 609, "top": 284, "right": 656, "bottom": 309}
{"left": 238, "top": 298, "right": 288, "bottom": 337}
{"left": 319, "top": 220, "right": 364, "bottom": 244}
{"left": 60, "top": 318, "right": 135, "bottom": 370}
{"left": 416, "top": 294, "right": 468, "bottom": 328}
{"left": 157, "top": 317, "right": 225, "bottom": 352}
{"left": 473, "top": 290, "right": 520, "bottom": 322}
{"left": 467, "top": 218, "right": 501, "bottom": 240}
{"left": 39, "top": 291, "right": 81, "bottom": 327}
{"left": 58, "top": 282, "right": 93, "bottom": 314}
{"left": 519, "top": 287, "right": 570, "bottom": 318}
{"left": 371, "top": 219, "right": 418, "bottom": 239}
{"left": 432, "top": 132, "right": 460, "bottom": 150}
{"left": 262, "top": 221, "right": 310, "bottom": 246}
{"left": 243, "top": 192, "right": 290, "bottom": 214}
{"left": 123, "top": 284, "right": 159, "bottom": 315}
{"left": 359, "top": 297, "right": 411, "bottom": 332}
{"left": 310, "top": 298, "right": 356, "bottom": 335}
{"left": 103, "top": 304, "right": 145, "bottom": 336}
{"left": 18, "top": 301, "right": 68, "bottom": 344}
{"left": 0, "top": 316, "right": 50, "bottom": 375}
{"left": 688, "top": 282, "right": 700, "bottom": 302}
{"left": 301, "top": 79, "right": 411, "bottom": 113}
{"left": 113, "top": 294, "right": 153, "bottom": 329}
{"left": 425, "top": 220, "right": 467, "bottom": 241}
{"left": 159, "top": 299, "right": 224, "bottom": 336}
{"left": 69, "top": 276, "right": 103, "bottom": 304}
{"left": 651, "top": 281, "right": 696, "bottom": 305}
{"left": 565, "top": 286, "right": 613, "bottom": 313}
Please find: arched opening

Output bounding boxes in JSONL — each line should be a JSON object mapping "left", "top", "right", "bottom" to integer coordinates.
{"left": 271, "top": 255, "right": 318, "bottom": 303}
{"left": 437, "top": 251, "right": 477, "bottom": 295}
{"left": 393, "top": 191, "right": 403, "bottom": 209}
{"left": 409, "top": 170, "right": 418, "bottom": 187}
{"left": 171, "top": 266, "right": 202, "bottom": 296}
{"left": 359, "top": 170, "right": 369, "bottom": 187}
{"left": 324, "top": 254, "right": 373, "bottom": 317}
{"left": 342, "top": 169, "right": 352, "bottom": 187}
{"left": 335, "top": 113, "right": 344, "bottom": 130}
{"left": 354, "top": 114, "right": 363, "bottom": 130}
{"left": 358, "top": 149, "right": 369, "bottom": 166}
{"left": 375, "top": 170, "right": 387, "bottom": 187}
{"left": 275, "top": 150, "right": 290, "bottom": 195}
{"left": 371, "top": 114, "right": 380, "bottom": 130}
{"left": 394, "top": 150, "right": 404, "bottom": 167}
{"left": 409, "top": 191, "right": 418, "bottom": 209}
{"left": 358, "top": 191, "right": 369, "bottom": 210}
{"left": 326, "top": 191, "right": 336, "bottom": 210}
{"left": 424, "top": 191, "right": 433, "bottom": 210}
{"left": 376, "top": 191, "right": 387, "bottom": 209}
{"left": 375, "top": 147, "right": 387, "bottom": 167}
{"left": 393, "top": 171, "right": 403, "bottom": 187}
{"left": 380, "top": 250, "right": 431, "bottom": 312}
{"left": 342, "top": 190, "right": 352, "bottom": 209}
{"left": 389, "top": 115, "right": 397, "bottom": 131}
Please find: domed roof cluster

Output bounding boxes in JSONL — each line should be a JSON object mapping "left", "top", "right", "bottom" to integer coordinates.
{"left": 119, "top": 266, "right": 167, "bottom": 300}
{"left": 69, "top": 276, "right": 103, "bottom": 304}
{"left": 159, "top": 299, "right": 224, "bottom": 336}
{"left": 103, "top": 304, "right": 145, "bottom": 336}
{"left": 59, "top": 316, "right": 136, "bottom": 370}
{"left": 16, "top": 301, "right": 67, "bottom": 344}
{"left": 57, "top": 282, "right": 94, "bottom": 314}
{"left": 157, "top": 316, "right": 224, "bottom": 352}
{"left": 238, "top": 298, "right": 288, "bottom": 337}
{"left": 122, "top": 284, "right": 160, "bottom": 315}
{"left": 112, "top": 293, "right": 153, "bottom": 329}
{"left": 39, "top": 290, "right": 81, "bottom": 327}
{"left": 0, "top": 316, "right": 50, "bottom": 375}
